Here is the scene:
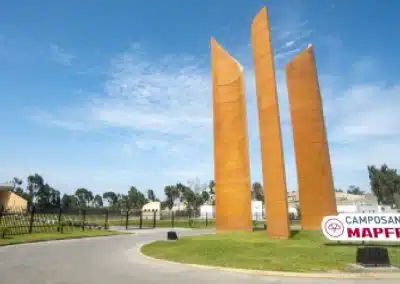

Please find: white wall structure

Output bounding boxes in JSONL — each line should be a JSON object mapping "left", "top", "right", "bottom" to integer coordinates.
{"left": 288, "top": 205, "right": 299, "bottom": 218}
{"left": 198, "top": 202, "right": 265, "bottom": 220}
{"left": 171, "top": 203, "right": 187, "bottom": 212}
{"left": 337, "top": 203, "right": 358, "bottom": 214}
{"left": 335, "top": 192, "right": 366, "bottom": 202}
{"left": 141, "top": 201, "right": 161, "bottom": 220}
{"left": 252, "top": 200, "right": 264, "bottom": 221}
{"left": 200, "top": 204, "right": 214, "bottom": 219}
{"left": 337, "top": 197, "right": 397, "bottom": 214}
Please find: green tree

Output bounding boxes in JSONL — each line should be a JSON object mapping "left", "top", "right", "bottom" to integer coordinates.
{"left": 181, "top": 186, "right": 195, "bottom": 210}
{"left": 147, "top": 189, "right": 156, "bottom": 201}
{"left": 11, "top": 177, "right": 29, "bottom": 201}
{"left": 208, "top": 180, "right": 215, "bottom": 195}
{"left": 93, "top": 194, "right": 103, "bottom": 208}
{"left": 36, "top": 183, "right": 60, "bottom": 208}
{"left": 368, "top": 164, "right": 400, "bottom": 205}
{"left": 251, "top": 182, "right": 264, "bottom": 202}
{"left": 194, "top": 192, "right": 205, "bottom": 212}
{"left": 75, "top": 188, "right": 93, "bottom": 207}
{"left": 346, "top": 185, "right": 364, "bottom": 195}
{"left": 394, "top": 193, "right": 400, "bottom": 209}
{"left": 208, "top": 180, "right": 216, "bottom": 206}
{"left": 103, "top": 191, "right": 118, "bottom": 207}
{"left": 11, "top": 177, "right": 23, "bottom": 193}
{"left": 164, "top": 185, "right": 179, "bottom": 210}
{"left": 201, "top": 190, "right": 210, "bottom": 204}
{"left": 117, "top": 194, "right": 133, "bottom": 209}
{"left": 61, "top": 194, "right": 79, "bottom": 209}
{"left": 176, "top": 183, "right": 188, "bottom": 203}
{"left": 179, "top": 185, "right": 206, "bottom": 213}
{"left": 50, "top": 188, "right": 61, "bottom": 207}
{"left": 27, "top": 174, "right": 44, "bottom": 209}
{"left": 335, "top": 188, "right": 344, "bottom": 192}
{"left": 127, "top": 186, "right": 147, "bottom": 209}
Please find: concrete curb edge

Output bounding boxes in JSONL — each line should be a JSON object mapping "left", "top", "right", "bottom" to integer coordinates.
{"left": 138, "top": 241, "right": 400, "bottom": 280}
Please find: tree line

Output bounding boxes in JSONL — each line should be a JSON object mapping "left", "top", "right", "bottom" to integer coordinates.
{"left": 335, "top": 164, "right": 400, "bottom": 208}
{"left": 8, "top": 163, "right": 400, "bottom": 211}
{"left": 9, "top": 175, "right": 216, "bottom": 211}
{"left": 368, "top": 164, "right": 400, "bottom": 207}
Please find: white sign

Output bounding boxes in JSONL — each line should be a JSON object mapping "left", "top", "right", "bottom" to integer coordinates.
{"left": 321, "top": 214, "right": 400, "bottom": 242}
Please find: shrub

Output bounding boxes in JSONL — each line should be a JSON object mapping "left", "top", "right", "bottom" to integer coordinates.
{"left": 0, "top": 225, "right": 9, "bottom": 238}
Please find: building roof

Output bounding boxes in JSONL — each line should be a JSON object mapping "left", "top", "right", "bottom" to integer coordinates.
{"left": 0, "top": 183, "right": 13, "bottom": 192}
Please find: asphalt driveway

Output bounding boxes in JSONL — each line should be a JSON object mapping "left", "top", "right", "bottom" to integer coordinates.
{"left": 0, "top": 228, "right": 397, "bottom": 284}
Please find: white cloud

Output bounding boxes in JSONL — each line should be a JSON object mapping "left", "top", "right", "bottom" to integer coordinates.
{"left": 29, "top": 20, "right": 400, "bottom": 196}
{"left": 89, "top": 46, "right": 212, "bottom": 137}
{"left": 50, "top": 44, "right": 75, "bottom": 66}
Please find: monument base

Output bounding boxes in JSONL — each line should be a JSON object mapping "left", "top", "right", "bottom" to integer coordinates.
{"left": 356, "top": 246, "right": 391, "bottom": 267}
{"left": 167, "top": 231, "right": 178, "bottom": 241}
{"left": 347, "top": 263, "right": 399, "bottom": 273}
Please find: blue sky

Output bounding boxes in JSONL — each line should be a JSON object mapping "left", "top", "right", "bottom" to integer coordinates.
{"left": 0, "top": 0, "right": 399, "bottom": 198}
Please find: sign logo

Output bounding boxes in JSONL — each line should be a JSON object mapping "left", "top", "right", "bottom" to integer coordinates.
{"left": 324, "top": 218, "right": 344, "bottom": 238}
{"left": 321, "top": 214, "right": 400, "bottom": 242}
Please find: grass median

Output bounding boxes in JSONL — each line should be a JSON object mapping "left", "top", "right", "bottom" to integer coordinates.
{"left": 0, "top": 229, "right": 124, "bottom": 246}
{"left": 141, "top": 230, "right": 400, "bottom": 272}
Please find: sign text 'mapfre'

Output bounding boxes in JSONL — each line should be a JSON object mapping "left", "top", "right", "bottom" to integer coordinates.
{"left": 321, "top": 214, "right": 400, "bottom": 242}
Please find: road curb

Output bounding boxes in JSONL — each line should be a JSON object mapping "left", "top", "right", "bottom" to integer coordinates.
{"left": 138, "top": 242, "right": 400, "bottom": 280}
{"left": 0, "top": 233, "right": 129, "bottom": 248}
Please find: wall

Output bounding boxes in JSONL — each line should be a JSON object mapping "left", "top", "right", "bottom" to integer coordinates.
{"left": 200, "top": 205, "right": 214, "bottom": 219}
{"left": 337, "top": 204, "right": 358, "bottom": 214}
{"left": 286, "top": 46, "right": 337, "bottom": 230}
{"left": 0, "top": 191, "right": 28, "bottom": 211}
{"left": 251, "top": 201, "right": 264, "bottom": 221}
{"left": 142, "top": 201, "right": 161, "bottom": 220}
{"left": 288, "top": 205, "right": 299, "bottom": 218}
{"left": 211, "top": 38, "right": 252, "bottom": 232}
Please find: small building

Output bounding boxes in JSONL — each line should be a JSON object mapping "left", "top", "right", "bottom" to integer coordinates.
{"left": 200, "top": 204, "right": 214, "bottom": 219}
{"left": 288, "top": 205, "right": 299, "bottom": 219}
{"left": 252, "top": 200, "right": 264, "bottom": 220}
{"left": 141, "top": 201, "right": 161, "bottom": 220}
{"left": 337, "top": 194, "right": 396, "bottom": 214}
{"left": 0, "top": 183, "right": 27, "bottom": 211}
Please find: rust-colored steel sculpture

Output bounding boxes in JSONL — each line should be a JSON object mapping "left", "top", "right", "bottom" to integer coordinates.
{"left": 211, "top": 38, "right": 252, "bottom": 232}
{"left": 251, "top": 7, "right": 290, "bottom": 239}
{"left": 286, "top": 45, "right": 338, "bottom": 230}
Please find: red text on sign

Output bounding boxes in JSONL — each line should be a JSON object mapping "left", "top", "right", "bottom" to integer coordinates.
{"left": 347, "top": 227, "right": 400, "bottom": 239}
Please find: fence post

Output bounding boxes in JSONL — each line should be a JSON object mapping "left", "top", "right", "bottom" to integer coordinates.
{"left": 0, "top": 205, "right": 4, "bottom": 225}
{"left": 125, "top": 209, "right": 129, "bottom": 230}
{"left": 139, "top": 211, "right": 143, "bottom": 229}
{"left": 171, "top": 211, "right": 175, "bottom": 228}
{"left": 153, "top": 211, "right": 156, "bottom": 228}
{"left": 104, "top": 209, "right": 109, "bottom": 230}
{"left": 205, "top": 212, "right": 208, "bottom": 227}
{"left": 82, "top": 209, "right": 86, "bottom": 231}
{"left": 57, "top": 207, "right": 63, "bottom": 232}
{"left": 29, "top": 206, "right": 36, "bottom": 234}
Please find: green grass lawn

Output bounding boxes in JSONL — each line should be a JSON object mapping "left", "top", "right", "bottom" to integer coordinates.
{"left": 141, "top": 230, "right": 400, "bottom": 272}
{"left": 0, "top": 229, "right": 123, "bottom": 246}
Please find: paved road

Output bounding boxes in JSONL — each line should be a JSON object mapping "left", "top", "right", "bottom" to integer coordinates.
{"left": 0, "top": 228, "right": 397, "bottom": 284}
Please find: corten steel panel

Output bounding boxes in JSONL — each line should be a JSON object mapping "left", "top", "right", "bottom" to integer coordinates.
{"left": 251, "top": 7, "right": 290, "bottom": 239}
{"left": 286, "top": 46, "right": 337, "bottom": 231}
{"left": 211, "top": 38, "right": 252, "bottom": 232}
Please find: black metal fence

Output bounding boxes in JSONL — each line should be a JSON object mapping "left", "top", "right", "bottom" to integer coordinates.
{"left": 0, "top": 206, "right": 109, "bottom": 237}
{"left": 0, "top": 206, "right": 218, "bottom": 237}
{"left": 0, "top": 205, "right": 300, "bottom": 237}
